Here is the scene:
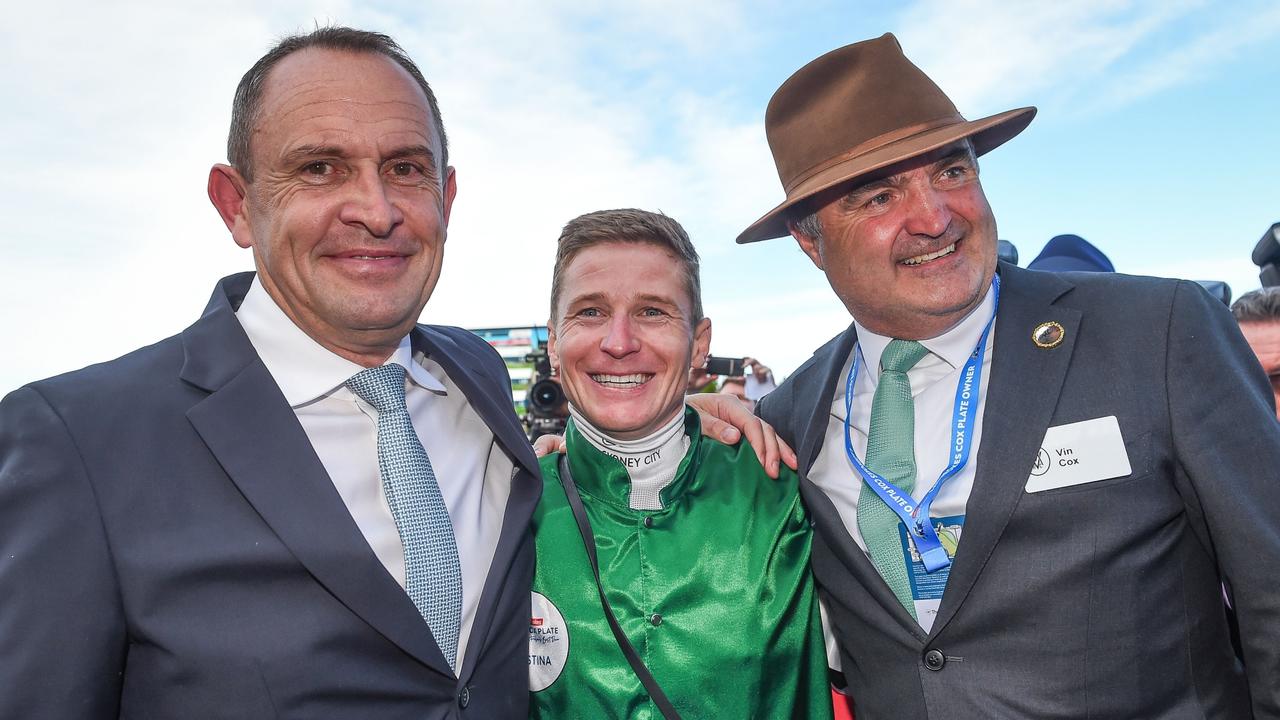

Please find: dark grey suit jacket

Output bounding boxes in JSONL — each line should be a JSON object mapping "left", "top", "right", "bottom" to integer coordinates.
{"left": 0, "top": 273, "right": 541, "bottom": 719}
{"left": 759, "top": 263, "right": 1280, "bottom": 719}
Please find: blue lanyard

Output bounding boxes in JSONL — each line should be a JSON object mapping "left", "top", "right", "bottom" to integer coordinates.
{"left": 843, "top": 276, "right": 999, "bottom": 573}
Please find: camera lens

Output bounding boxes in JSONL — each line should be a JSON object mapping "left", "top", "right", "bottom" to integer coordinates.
{"left": 527, "top": 379, "right": 565, "bottom": 415}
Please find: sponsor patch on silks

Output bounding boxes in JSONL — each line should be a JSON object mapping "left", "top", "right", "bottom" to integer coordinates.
{"left": 529, "top": 592, "right": 570, "bottom": 691}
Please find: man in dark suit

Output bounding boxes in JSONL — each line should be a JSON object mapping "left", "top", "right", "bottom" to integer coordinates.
{"left": 740, "top": 34, "right": 1280, "bottom": 717}
{"left": 0, "top": 28, "right": 539, "bottom": 718}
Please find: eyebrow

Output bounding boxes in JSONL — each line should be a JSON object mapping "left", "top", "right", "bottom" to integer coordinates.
{"left": 841, "top": 144, "right": 977, "bottom": 203}
{"left": 635, "top": 294, "right": 682, "bottom": 309}
{"left": 384, "top": 144, "right": 440, "bottom": 167}
{"left": 565, "top": 291, "right": 606, "bottom": 305}
{"left": 279, "top": 144, "right": 346, "bottom": 167}
{"left": 928, "top": 145, "right": 977, "bottom": 172}
{"left": 565, "top": 292, "right": 682, "bottom": 309}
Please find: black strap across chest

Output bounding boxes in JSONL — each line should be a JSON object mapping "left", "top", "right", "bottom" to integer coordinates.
{"left": 557, "top": 454, "right": 683, "bottom": 720}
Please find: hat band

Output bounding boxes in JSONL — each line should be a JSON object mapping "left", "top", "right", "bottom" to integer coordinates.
{"left": 782, "top": 114, "right": 965, "bottom": 195}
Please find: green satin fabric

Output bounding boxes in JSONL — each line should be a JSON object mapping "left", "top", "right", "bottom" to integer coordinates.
{"left": 530, "top": 407, "right": 832, "bottom": 719}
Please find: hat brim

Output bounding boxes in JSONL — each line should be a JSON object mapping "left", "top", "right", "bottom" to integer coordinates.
{"left": 735, "top": 106, "right": 1036, "bottom": 244}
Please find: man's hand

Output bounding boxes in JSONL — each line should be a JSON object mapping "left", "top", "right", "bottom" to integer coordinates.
{"left": 532, "top": 433, "right": 566, "bottom": 457}
{"left": 686, "top": 393, "right": 797, "bottom": 478}
{"left": 687, "top": 366, "right": 718, "bottom": 394}
{"left": 744, "top": 357, "right": 773, "bottom": 383}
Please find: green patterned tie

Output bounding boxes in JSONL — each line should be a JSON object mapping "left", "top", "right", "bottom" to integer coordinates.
{"left": 857, "top": 339, "right": 929, "bottom": 618}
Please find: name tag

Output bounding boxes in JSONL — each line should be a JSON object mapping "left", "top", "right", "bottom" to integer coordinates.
{"left": 1025, "top": 416, "right": 1132, "bottom": 493}
{"left": 901, "top": 514, "right": 964, "bottom": 633}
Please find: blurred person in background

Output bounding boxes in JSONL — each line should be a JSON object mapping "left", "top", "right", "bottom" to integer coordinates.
{"left": 743, "top": 356, "right": 779, "bottom": 402}
{"left": 718, "top": 357, "right": 778, "bottom": 412}
{"left": 718, "top": 375, "right": 751, "bottom": 407}
{"left": 528, "top": 209, "right": 830, "bottom": 719}
{"left": 1026, "top": 233, "right": 1116, "bottom": 273}
{"left": 1232, "top": 286, "right": 1280, "bottom": 420}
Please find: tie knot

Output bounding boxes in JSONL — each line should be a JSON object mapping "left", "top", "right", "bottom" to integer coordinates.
{"left": 881, "top": 339, "right": 928, "bottom": 374}
{"left": 346, "top": 364, "right": 409, "bottom": 413}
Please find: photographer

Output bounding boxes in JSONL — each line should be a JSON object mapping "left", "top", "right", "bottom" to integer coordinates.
{"left": 1232, "top": 287, "right": 1280, "bottom": 420}
{"left": 717, "top": 357, "right": 778, "bottom": 412}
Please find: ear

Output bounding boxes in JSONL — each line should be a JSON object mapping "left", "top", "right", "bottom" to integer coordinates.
{"left": 788, "top": 220, "right": 825, "bottom": 270}
{"left": 690, "top": 317, "right": 712, "bottom": 369}
{"left": 546, "top": 321, "right": 560, "bottom": 373}
{"left": 441, "top": 165, "right": 458, "bottom": 227}
{"left": 208, "top": 164, "right": 254, "bottom": 249}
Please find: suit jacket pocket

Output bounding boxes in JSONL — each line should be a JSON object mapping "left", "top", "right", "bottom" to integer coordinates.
{"left": 1024, "top": 430, "right": 1152, "bottom": 497}
{"left": 119, "top": 643, "right": 279, "bottom": 719}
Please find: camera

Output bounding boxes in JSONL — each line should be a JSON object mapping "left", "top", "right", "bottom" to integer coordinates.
{"left": 1252, "top": 221, "right": 1280, "bottom": 288}
{"left": 705, "top": 356, "right": 746, "bottom": 377}
{"left": 523, "top": 348, "right": 568, "bottom": 441}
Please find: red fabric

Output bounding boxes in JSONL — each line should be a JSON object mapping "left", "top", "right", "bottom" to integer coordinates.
{"left": 832, "top": 688, "right": 855, "bottom": 720}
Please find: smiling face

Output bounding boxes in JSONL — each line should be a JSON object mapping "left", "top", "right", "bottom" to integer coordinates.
{"left": 549, "top": 242, "right": 711, "bottom": 441}
{"left": 208, "top": 48, "right": 456, "bottom": 365}
{"left": 790, "top": 141, "right": 997, "bottom": 340}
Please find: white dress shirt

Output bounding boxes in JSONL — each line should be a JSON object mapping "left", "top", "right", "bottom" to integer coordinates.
{"left": 236, "top": 278, "right": 512, "bottom": 672}
{"left": 810, "top": 286, "right": 995, "bottom": 635}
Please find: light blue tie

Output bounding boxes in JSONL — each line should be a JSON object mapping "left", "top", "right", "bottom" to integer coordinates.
{"left": 347, "top": 364, "right": 462, "bottom": 671}
{"left": 857, "top": 339, "right": 929, "bottom": 619}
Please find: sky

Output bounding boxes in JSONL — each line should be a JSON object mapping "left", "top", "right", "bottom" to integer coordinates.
{"left": 3, "top": 0, "right": 1278, "bottom": 394}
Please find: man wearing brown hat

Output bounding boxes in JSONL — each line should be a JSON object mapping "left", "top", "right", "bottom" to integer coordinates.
{"left": 742, "top": 33, "right": 1280, "bottom": 717}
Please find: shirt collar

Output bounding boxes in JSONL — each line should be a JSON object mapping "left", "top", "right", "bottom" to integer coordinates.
{"left": 851, "top": 281, "right": 996, "bottom": 373}
{"left": 234, "top": 276, "right": 445, "bottom": 407}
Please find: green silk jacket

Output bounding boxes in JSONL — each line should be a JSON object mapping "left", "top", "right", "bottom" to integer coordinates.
{"left": 529, "top": 408, "right": 832, "bottom": 719}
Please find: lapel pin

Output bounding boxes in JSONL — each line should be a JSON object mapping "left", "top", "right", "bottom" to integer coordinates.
{"left": 1032, "top": 321, "right": 1065, "bottom": 349}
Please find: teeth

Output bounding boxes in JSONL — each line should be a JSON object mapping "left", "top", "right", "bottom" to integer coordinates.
{"left": 352, "top": 255, "right": 391, "bottom": 260}
{"left": 590, "top": 373, "right": 652, "bottom": 388}
{"left": 902, "top": 243, "right": 956, "bottom": 266}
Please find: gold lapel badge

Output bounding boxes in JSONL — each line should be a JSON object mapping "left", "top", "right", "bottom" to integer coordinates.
{"left": 1032, "top": 321, "right": 1065, "bottom": 349}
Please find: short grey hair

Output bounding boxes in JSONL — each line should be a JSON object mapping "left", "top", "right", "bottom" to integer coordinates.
{"left": 1232, "top": 287, "right": 1280, "bottom": 323}
{"left": 550, "top": 209, "right": 702, "bottom": 324}
{"left": 227, "top": 26, "right": 448, "bottom": 181}
{"left": 792, "top": 210, "right": 824, "bottom": 240}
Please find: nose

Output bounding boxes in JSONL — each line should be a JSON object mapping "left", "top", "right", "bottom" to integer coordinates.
{"left": 339, "top": 169, "right": 404, "bottom": 238}
{"left": 600, "top": 315, "right": 641, "bottom": 358}
{"left": 901, "top": 180, "right": 952, "bottom": 238}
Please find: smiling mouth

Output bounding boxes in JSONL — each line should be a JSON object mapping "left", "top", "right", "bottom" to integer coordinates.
{"left": 590, "top": 373, "right": 653, "bottom": 388}
{"left": 901, "top": 242, "right": 957, "bottom": 266}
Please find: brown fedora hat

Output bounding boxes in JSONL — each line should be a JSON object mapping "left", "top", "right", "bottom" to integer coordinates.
{"left": 737, "top": 33, "right": 1036, "bottom": 244}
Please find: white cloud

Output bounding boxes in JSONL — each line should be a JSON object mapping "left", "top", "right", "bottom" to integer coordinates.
{"left": 894, "top": 0, "right": 1280, "bottom": 117}
{"left": 1086, "top": 3, "right": 1280, "bottom": 111}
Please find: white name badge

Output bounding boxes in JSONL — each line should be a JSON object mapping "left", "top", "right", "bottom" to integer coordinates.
{"left": 1025, "top": 416, "right": 1132, "bottom": 493}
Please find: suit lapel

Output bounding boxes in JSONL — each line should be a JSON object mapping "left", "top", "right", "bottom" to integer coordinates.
{"left": 799, "top": 324, "right": 929, "bottom": 638}
{"left": 930, "top": 264, "right": 1079, "bottom": 637}
{"left": 412, "top": 327, "right": 541, "bottom": 679}
{"left": 180, "top": 274, "right": 454, "bottom": 675}
{"left": 797, "top": 325, "right": 858, "bottom": 474}
{"left": 412, "top": 327, "right": 539, "bottom": 479}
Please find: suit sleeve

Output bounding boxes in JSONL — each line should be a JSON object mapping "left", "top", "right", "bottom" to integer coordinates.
{"left": 0, "top": 386, "right": 126, "bottom": 718}
{"left": 1166, "top": 280, "right": 1280, "bottom": 716}
{"left": 756, "top": 375, "right": 799, "bottom": 450}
